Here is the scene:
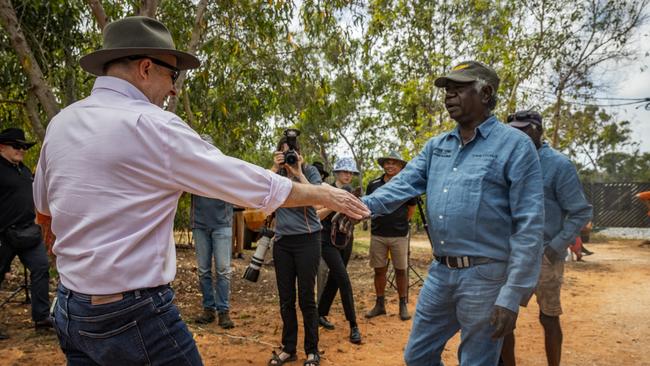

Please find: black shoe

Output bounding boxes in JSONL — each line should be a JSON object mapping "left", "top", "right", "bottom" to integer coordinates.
{"left": 34, "top": 317, "right": 53, "bottom": 331}
{"left": 399, "top": 299, "right": 411, "bottom": 321}
{"left": 349, "top": 326, "right": 362, "bottom": 344}
{"left": 218, "top": 311, "right": 235, "bottom": 329}
{"left": 195, "top": 309, "right": 216, "bottom": 324}
{"left": 318, "top": 316, "right": 335, "bottom": 330}
{"left": 365, "top": 297, "right": 386, "bottom": 319}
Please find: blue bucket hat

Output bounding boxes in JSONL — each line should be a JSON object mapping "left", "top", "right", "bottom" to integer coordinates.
{"left": 333, "top": 157, "right": 359, "bottom": 175}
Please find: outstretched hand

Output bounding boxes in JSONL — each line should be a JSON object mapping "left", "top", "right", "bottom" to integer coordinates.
{"left": 490, "top": 305, "right": 518, "bottom": 340}
{"left": 321, "top": 184, "right": 370, "bottom": 220}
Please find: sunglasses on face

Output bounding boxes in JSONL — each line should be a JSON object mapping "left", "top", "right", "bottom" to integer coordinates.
{"left": 127, "top": 56, "right": 180, "bottom": 83}
{"left": 7, "top": 143, "right": 29, "bottom": 150}
{"left": 507, "top": 111, "right": 540, "bottom": 124}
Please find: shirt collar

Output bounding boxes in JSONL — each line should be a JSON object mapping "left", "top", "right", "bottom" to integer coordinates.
{"left": 92, "top": 76, "right": 151, "bottom": 104}
{"left": 447, "top": 114, "right": 499, "bottom": 141}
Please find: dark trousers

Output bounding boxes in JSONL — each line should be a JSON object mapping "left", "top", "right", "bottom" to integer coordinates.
{"left": 0, "top": 238, "right": 50, "bottom": 321}
{"left": 318, "top": 240, "right": 357, "bottom": 324}
{"left": 273, "top": 232, "right": 320, "bottom": 355}
{"left": 53, "top": 284, "right": 203, "bottom": 366}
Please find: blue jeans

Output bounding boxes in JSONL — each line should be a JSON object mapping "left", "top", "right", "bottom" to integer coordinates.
{"left": 404, "top": 261, "right": 507, "bottom": 366}
{"left": 52, "top": 284, "right": 203, "bottom": 365}
{"left": 0, "top": 238, "right": 50, "bottom": 322}
{"left": 193, "top": 227, "right": 232, "bottom": 312}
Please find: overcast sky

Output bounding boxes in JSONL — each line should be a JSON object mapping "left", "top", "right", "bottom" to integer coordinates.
{"left": 597, "top": 21, "right": 650, "bottom": 153}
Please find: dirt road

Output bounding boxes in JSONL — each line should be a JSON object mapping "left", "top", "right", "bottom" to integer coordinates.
{"left": 1, "top": 236, "right": 649, "bottom": 365}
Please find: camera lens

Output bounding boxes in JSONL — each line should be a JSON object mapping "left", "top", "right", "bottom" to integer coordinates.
{"left": 284, "top": 150, "right": 298, "bottom": 165}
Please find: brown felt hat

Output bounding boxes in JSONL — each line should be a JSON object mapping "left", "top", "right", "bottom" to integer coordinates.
{"left": 80, "top": 16, "right": 200, "bottom": 76}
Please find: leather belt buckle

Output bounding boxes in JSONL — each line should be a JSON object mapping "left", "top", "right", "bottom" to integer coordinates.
{"left": 91, "top": 293, "right": 124, "bottom": 305}
{"left": 445, "top": 256, "right": 471, "bottom": 269}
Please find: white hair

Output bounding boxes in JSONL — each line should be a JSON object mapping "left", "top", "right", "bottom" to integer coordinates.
{"left": 473, "top": 78, "right": 497, "bottom": 110}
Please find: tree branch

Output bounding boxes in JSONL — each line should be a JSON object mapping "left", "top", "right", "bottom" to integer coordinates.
{"left": 0, "top": 0, "right": 59, "bottom": 128}
{"left": 167, "top": 0, "right": 208, "bottom": 113}
{"left": 139, "top": 0, "right": 158, "bottom": 18}
{"left": 86, "top": 0, "right": 108, "bottom": 30}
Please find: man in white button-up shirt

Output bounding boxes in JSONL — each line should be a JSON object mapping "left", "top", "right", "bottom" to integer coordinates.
{"left": 34, "top": 16, "right": 368, "bottom": 366}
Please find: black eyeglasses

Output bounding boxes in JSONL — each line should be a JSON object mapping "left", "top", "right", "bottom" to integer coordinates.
{"left": 507, "top": 110, "right": 541, "bottom": 124}
{"left": 7, "top": 143, "right": 29, "bottom": 150}
{"left": 127, "top": 56, "right": 180, "bottom": 83}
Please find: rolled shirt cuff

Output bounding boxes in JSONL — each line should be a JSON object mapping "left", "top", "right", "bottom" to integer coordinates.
{"left": 495, "top": 286, "right": 527, "bottom": 313}
{"left": 259, "top": 171, "right": 292, "bottom": 216}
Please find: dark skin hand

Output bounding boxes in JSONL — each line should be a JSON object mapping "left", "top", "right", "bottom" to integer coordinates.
{"left": 490, "top": 305, "right": 518, "bottom": 340}
{"left": 544, "top": 246, "right": 562, "bottom": 263}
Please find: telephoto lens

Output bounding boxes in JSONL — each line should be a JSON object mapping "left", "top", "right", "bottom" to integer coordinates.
{"left": 242, "top": 227, "right": 275, "bottom": 282}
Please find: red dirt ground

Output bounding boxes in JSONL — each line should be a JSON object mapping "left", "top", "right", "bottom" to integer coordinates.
{"left": 1, "top": 235, "right": 649, "bottom": 365}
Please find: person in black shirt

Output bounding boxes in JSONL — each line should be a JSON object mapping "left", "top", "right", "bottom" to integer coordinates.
{"left": 316, "top": 157, "right": 362, "bottom": 344}
{"left": 365, "top": 151, "right": 416, "bottom": 321}
{"left": 0, "top": 128, "right": 52, "bottom": 339}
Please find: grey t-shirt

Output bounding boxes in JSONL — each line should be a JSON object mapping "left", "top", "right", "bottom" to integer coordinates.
{"left": 191, "top": 195, "right": 233, "bottom": 229}
{"left": 274, "top": 164, "right": 322, "bottom": 238}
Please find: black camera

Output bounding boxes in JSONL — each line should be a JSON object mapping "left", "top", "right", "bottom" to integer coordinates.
{"left": 283, "top": 129, "right": 300, "bottom": 166}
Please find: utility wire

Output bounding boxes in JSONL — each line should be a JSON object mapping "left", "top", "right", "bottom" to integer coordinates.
{"left": 518, "top": 86, "right": 650, "bottom": 109}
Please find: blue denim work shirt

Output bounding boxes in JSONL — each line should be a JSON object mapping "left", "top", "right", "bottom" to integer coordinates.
{"left": 362, "top": 116, "right": 545, "bottom": 312}
{"left": 538, "top": 143, "right": 592, "bottom": 253}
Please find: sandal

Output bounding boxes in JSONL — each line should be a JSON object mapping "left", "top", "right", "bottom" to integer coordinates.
{"left": 268, "top": 350, "right": 297, "bottom": 366}
{"left": 303, "top": 353, "right": 320, "bottom": 366}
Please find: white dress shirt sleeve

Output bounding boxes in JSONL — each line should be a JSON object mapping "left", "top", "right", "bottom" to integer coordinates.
{"left": 33, "top": 150, "right": 50, "bottom": 215}
{"left": 147, "top": 113, "right": 292, "bottom": 215}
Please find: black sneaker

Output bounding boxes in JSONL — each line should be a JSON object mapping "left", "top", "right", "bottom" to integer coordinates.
{"left": 318, "top": 316, "right": 335, "bottom": 330}
{"left": 34, "top": 317, "right": 54, "bottom": 331}
{"left": 349, "top": 326, "right": 362, "bottom": 344}
{"left": 0, "top": 327, "right": 9, "bottom": 340}
{"left": 218, "top": 311, "right": 235, "bottom": 329}
{"left": 195, "top": 309, "right": 216, "bottom": 324}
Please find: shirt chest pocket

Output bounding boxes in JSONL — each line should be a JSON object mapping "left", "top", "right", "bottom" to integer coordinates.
{"left": 455, "top": 155, "right": 501, "bottom": 209}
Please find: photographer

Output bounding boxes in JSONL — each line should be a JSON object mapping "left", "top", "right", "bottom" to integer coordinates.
{"left": 316, "top": 157, "right": 362, "bottom": 345}
{"left": 269, "top": 130, "right": 322, "bottom": 366}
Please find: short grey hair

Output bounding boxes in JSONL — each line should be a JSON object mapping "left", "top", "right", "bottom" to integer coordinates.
{"left": 473, "top": 78, "right": 498, "bottom": 110}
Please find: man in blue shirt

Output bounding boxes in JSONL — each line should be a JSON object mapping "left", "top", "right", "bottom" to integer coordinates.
{"left": 191, "top": 135, "right": 235, "bottom": 329}
{"left": 359, "top": 61, "right": 545, "bottom": 365}
{"left": 501, "top": 110, "right": 592, "bottom": 366}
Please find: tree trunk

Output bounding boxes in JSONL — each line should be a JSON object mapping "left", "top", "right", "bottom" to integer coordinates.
{"left": 25, "top": 89, "right": 46, "bottom": 141}
{"left": 181, "top": 89, "right": 196, "bottom": 129}
{"left": 167, "top": 0, "right": 208, "bottom": 113}
{"left": 86, "top": 0, "right": 108, "bottom": 30}
{"left": 0, "top": 0, "right": 60, "bottom": 127}
{"left": 138, "top": 0, "right": 158, "bottom": 18}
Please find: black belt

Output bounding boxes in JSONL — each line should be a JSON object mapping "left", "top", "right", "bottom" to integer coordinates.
{"left": 434, "top": 255, "right": 494, "bottom": 269}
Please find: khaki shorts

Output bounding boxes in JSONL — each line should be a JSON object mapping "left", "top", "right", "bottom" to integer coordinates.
{"left": 369, "top": 235, "right": 409, "bottom": 270}
{"left": 534, "top": 255, "right": 564, "bottom": 316}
